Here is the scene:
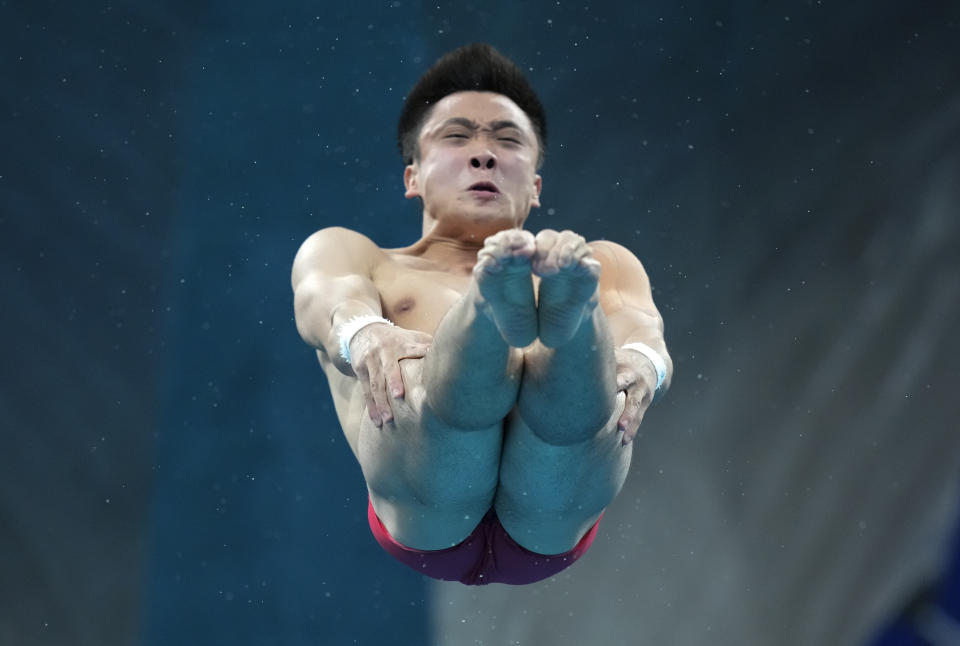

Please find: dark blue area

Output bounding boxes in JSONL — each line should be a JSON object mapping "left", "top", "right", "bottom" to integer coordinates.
{"left": 867, "top": 492, "right": 960, "bottom": 645}
{"left": 142, "top": 4, "right": 434, "bottom": 645}
{"left": 3, "top": 0, "right": 960, "bottom": 644}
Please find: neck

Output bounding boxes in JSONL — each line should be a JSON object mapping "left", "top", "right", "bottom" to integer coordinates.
{"left": 402, "top": 235, "right": 482, "bottom": 273}
{"left": 419, "top": 209, "right": 523, "bottom": 243}
{"left": 403, "top": 216, "right": 519, "bottom": 272}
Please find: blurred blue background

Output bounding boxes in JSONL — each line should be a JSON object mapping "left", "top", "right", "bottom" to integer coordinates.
{"left": 2, "top": 1, "right": 959, "bottom": 645}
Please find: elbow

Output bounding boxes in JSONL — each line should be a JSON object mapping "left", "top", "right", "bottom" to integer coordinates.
{"left": 293, "top": 285, "right": 325, "bottom": 349}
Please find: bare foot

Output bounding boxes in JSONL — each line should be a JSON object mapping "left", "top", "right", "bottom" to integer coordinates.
{"left": 531, "top": 229, "right": 601, "bottom": 347}
{"left": 473, "top": 230, "right": 538, "bottom": 347}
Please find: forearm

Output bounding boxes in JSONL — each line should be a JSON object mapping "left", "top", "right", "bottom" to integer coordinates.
{"left": 589, "top": 239, "right": 672, "bottom": 392}
{"left": 607, "top": 306, "right": 673, "bottom": 394}
{"left": 294, "top": 274, "right": 383, "bottom": 374}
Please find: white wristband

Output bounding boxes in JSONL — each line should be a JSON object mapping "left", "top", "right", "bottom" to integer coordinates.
{"left": 337, "top": 315, "right": 394, "bottom": 365}
{"left": 621, "top": 342, "right": 667, "bottom": 392}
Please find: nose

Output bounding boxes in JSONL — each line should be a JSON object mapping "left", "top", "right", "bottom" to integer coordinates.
{"left": 470, "top": 152, "right": 496, "bottom": 170}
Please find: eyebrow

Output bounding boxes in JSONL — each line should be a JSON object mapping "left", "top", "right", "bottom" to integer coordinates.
{"left": 438, "top": 117, "right": 525, "bottom": 134}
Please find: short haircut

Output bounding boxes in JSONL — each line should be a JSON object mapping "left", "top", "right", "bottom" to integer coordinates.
{"left": 397, "top": 43, "right": 547, "bottom": 169}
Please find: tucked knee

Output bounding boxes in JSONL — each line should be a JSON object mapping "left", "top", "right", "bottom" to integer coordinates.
{"left": 516, "top": 392, "right": 619, "bottom": 446}
{"left": 423, "top": 348, "right": 524, "bottom": 430}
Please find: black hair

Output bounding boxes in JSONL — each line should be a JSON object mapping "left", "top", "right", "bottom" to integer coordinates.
{"left": 397, "top": 43, "right": 547, "bottom": 168}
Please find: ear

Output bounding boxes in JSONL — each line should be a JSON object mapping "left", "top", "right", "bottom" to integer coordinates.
{"left": 529, "top": 174, "right": 542, "bottom": 209}
{"left": 403, "top": 164, "right": 420, "bottom": 199}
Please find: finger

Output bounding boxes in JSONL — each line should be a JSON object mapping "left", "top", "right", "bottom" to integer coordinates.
{"left": 401, "top": 343, "right": 430, "bottom": 360}
{"left": 415, "top": 331, "right": 434, "bottom": 343}
{"left": 622, "top": 409, "right": 647, "bottom": 446}
{"left": 396, "top": 343, "right": 432, "bottom": 369}
{"left": 620, "top": 399, "right": 649, "bottom": 446}
{"left": 385, "top": 362, "right": 405, "bottom": 400}
{"left": 617, "top": 371, "right": 635, "bottom": 392}
{"left": 617, "top": 393, "right": 644, "bottom": 432}
{"left": 617, "top": 402, "right": 633, "bottom": 432}
{"left": 366, "top": 358, "right": 393, "bottom": 425}
{"left": 355, "top": 366, "right": 380, "bottom": 426}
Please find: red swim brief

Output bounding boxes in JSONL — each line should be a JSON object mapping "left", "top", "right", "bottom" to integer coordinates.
{"left": 367, "top": 497, "right": 603, "bottom": 585}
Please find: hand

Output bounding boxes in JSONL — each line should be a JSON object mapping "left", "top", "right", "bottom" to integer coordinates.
{"left": 614, "top": 347, "right": 658, "bottom": 445}
{"left": 348, "top": 324, "right": 433, "bottom": 427}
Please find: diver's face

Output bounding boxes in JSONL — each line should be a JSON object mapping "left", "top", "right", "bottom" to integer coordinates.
{"left": 404, "top": 91, "right": 542, "bottom": 228}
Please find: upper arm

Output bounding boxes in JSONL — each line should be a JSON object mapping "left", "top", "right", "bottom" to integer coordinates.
{"left": 591, "top": 239, "right": 671, "bottom": 386}
{"left": 291, "top": 227, "right": 383, "bottom": 349}
{"left": 291, "top": 226, "right": 376, "bottom": 289}
{"left": 590, "top": 240, "right": 662, "bottom": 327}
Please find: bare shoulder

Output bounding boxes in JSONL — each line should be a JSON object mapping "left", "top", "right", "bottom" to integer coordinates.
{"left": 588, "top": 240, "right": 649, "bottom": 278}
{"left": 291, "top": 226, "right": 387, "bottom": 285}
{"left": 295, "top": 226, "right": 382, "bottom": 259}
{"left": 587, "top": 239, "right": 655, "bottom": 308}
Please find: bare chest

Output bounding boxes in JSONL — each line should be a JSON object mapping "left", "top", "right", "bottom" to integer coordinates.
{"left": 371, "top": 259, "right": 475, "bottom": 335}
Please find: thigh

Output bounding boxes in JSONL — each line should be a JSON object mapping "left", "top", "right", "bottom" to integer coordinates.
{"left": 358, "top": 357, "right": 505, "bottom": 551}
{"left": 494, "top": 391, "right": 632, "bottom": 555}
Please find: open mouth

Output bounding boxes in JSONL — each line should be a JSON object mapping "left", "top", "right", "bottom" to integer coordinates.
{"left": 468, "top": 182, "right": 500, "bottom": 193}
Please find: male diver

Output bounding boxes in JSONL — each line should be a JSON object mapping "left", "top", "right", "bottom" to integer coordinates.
{"left": 292, "top": 44, "right": 672, "bottom": 585}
